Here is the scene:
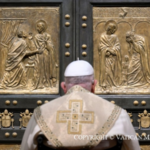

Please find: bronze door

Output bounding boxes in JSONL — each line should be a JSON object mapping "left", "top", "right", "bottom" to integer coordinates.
{"left": 0, "top": 0, "right": 75, "bottom": 149}
{"left": 1, "top": 0, "right": 150, "bottom": 149}
{"left": 76, "top": 0, "right": 150, "bottom": 149}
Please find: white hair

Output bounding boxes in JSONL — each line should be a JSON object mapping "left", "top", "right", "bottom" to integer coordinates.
{"left": 65, "top": 74, "right": 94, "bottom": 91}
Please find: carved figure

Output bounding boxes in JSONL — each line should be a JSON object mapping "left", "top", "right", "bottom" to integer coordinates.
{"left": 1, "top": 30, "right": 40, "bottom": 88}
{"left": 98, "top": 20, "right": 122, "bottom": 90}
{"left": 0, "top": 109, "right": 14, "bottom": 128}
{"left": 19, "top": 109, "right": 32, "bottom": 128}
{"left": 138, "top": 110, "right": 150, "bottom": 129}
{"left": 126, "top": 31, "right": 150, "bottom": 86}
{"left": 34, "top": 20, "right": 57, "bottom": 89}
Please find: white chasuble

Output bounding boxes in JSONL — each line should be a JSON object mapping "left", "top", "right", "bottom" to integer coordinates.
{"left": 21, "top": 85, "right": 140, "bottom": 150}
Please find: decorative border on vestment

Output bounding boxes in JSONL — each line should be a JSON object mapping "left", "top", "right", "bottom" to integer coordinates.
{"left": 34, "top": 107, "right": 63, "bottom": 147}
{"left": 86, "top": 105, "right": 122, "bottom": 147}
{"left": 66, "top": 85, "right": 89, "bottom": 95}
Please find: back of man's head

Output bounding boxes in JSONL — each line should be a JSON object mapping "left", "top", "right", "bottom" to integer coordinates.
{"left": 61, "top": 60, "right": 97, "bottom": 93}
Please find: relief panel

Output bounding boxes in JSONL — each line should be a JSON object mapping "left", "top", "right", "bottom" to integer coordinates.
{"left": 93, "top": 7, "right": 150, "bottom": 94}
{"left": 0, "top": 7, "right": 59, "bottom": 94}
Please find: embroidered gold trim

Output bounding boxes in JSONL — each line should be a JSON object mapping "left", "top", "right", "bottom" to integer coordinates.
{"left": 66, "top": 85, "right": 89, "bottom": 95}
{"left": 34, "top": 107, "right": 63, "bottom": 147}
{"left": 56, "top": 110, "right": 71, "bottom": 123}
{"left": 68, "top": 120, "right": 82, "bottom": 134}
{"left": 56, "top": 99, "right": 95, "bottom": 135}
{"left": 86, "top": 105, "right": 121, "bottom": 147}
{"left": 80, "top": 111, "right": 94, "bottom": 124}
{"left": 72, "top": 114, "right": 78, "bottom": 120}
{"left": 69, "top": 99, "right": 83, "bottom": 113}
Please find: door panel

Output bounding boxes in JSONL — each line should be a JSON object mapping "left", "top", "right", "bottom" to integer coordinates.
{"left": 1, "top": 0, "right": 150, "bottom": 149}
{"left": 0, "top": 7, "right": 59, "bottom": 94}
{"left": 77, "top": 0, "right": 150, "bottom": 147}
{"left": 93, "top": 7, "right": 150, "bottom": 95}
{"left": 0, "top": 0, "right": 75, "bottom": 145}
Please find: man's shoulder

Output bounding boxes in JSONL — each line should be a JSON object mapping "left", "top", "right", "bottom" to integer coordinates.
{"left": 41, "top": 91, "right": 120, "bottom": 105}
{"left": 34, "top": 92, "right": 122, "bottom": 117}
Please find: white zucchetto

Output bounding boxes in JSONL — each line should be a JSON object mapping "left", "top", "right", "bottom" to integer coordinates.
{"left": 64, "top": 60, "right": 94, "bottom": 77}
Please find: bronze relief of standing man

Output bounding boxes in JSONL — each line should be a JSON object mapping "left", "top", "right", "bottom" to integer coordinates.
{"left": 34, "top": 20, "right": 57, "bottom": 89}
{"left": 98, "top": 20, "right": 122, "bottom": 90}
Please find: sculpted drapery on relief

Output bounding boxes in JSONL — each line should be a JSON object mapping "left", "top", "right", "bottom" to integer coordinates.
{"left": 93, "top": 7, "right": 150, "bottom": 94}
{"left": 0, "top": 8, "right": 59, "bottom": 94}
{"left": 2, "top": 30, "right": 40, "bottom": 89}
{"left": 99, "top": 20, "right": 122, "bottom": 90}
{"left": 34, "top": 20, "right": 57, "bottom": 89}
{"left": 126, "top": 31, "right": 150, "bottom": 86}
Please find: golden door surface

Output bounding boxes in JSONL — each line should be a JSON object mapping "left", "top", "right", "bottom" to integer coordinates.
{"left": 93, "top": 7, "right": 150, "bottom": 95}
{"left": 0, "top": 7, "right": 59, "bottom": 94}
{"left": 1, "top": 0, "right": 150, "bottom": 148}
{"left": 77, "top": 0, "right": 150, "bottom": 147}
{"left": 0, "top": 0, "right": 74, "bottom": 145}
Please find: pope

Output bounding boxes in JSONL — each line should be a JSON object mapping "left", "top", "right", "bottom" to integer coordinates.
{"left": 21, "top": 60, "right": 140, "bottom": 150}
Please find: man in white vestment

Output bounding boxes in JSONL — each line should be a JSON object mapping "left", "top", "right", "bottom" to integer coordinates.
{"left": 21, "top": 60, "right": 140, "bottom": 150}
